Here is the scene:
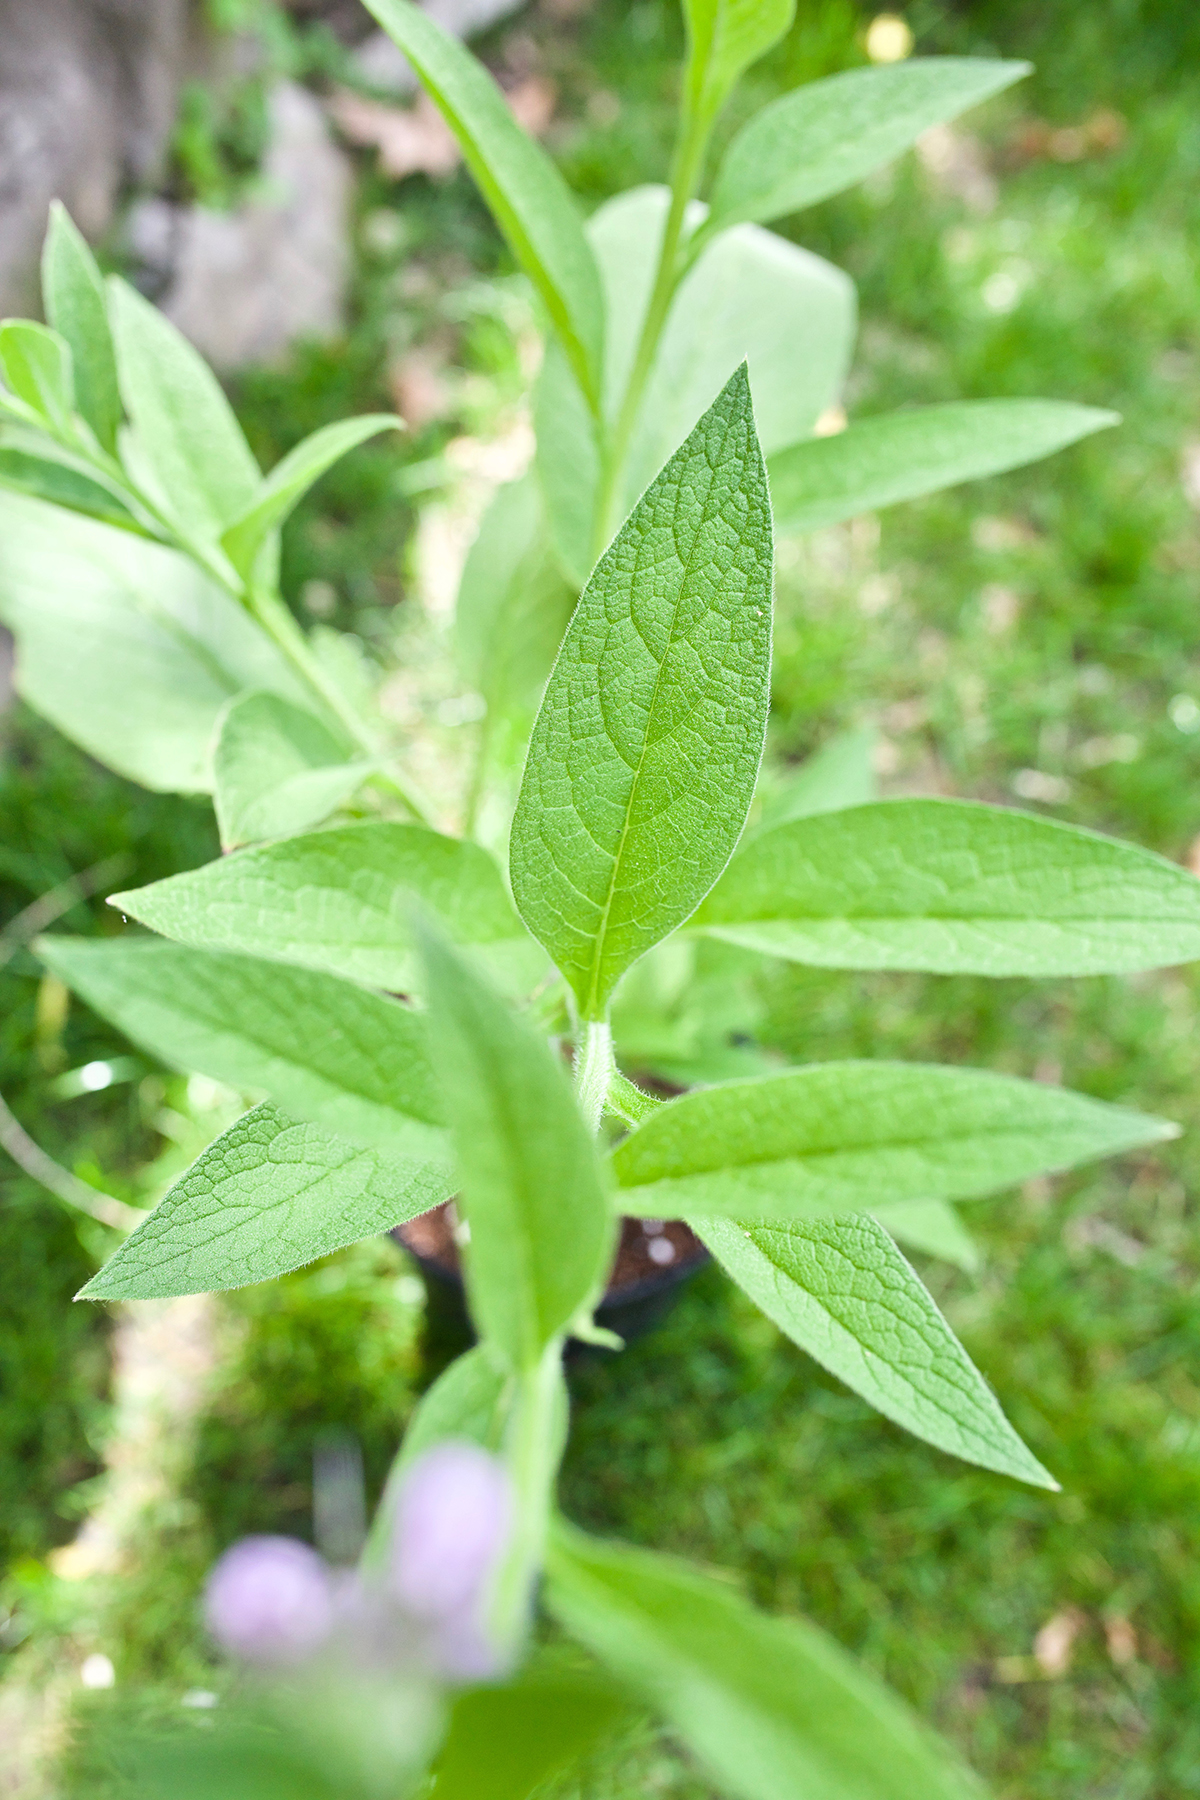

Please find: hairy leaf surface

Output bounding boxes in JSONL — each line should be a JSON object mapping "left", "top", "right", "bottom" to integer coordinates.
{"left": 769, "top": 400, "right": 1116, "bottom": 535}
{"left": 512, "top": 365, "right": 773, "bottom": 1017}
{"left": 546, "top": 1523, "right": 980, "bottom": 1800}
{"left": 113, "top": 821, "right": 535, "bottom": 993}
{"left": 419, "top": 928, "right": 614, "bottom": 1366}
{"left": 38, "top": 936, "right": 447, "bottom": 1161}
{"left": 695, "top": 1214, "right": 1051, "bottom": 1484}
{"left": 612, "top": 1061, "right": 1175, "bottom": 1219}
{"left": 80, "top": 1102, "right": 446, "bottom": 1300}
{"left": 695, "top": 798, "right": 1200, "bottom": 974}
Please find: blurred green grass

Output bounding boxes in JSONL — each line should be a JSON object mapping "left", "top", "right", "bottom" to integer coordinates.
{"left": 5, "top": 1, "right": 1200, "bottom": 1795}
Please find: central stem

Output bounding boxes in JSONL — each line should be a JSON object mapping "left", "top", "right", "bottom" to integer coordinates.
{"left": 574, "top": 1020, "right": 614, "bottom": 1135}
{"left": 589, "top": 88, "right": 713, "bottom": 563}
{"left": 490, "top": 1342, "right": 564, "bottom": 1662}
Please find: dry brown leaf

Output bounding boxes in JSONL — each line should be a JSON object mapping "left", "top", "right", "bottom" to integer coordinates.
{"left": 328, "top": 75, "right": 556, "bottom": 182}
{"left": 1033, "top": 1608, "right": 1084, "bottom": 1677}
{"left": 328, "top": 90, "right": 460, "bottom": 178}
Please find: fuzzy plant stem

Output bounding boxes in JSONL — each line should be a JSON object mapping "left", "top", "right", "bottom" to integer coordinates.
{"left": 575, "top": 1020, "right": 615, "bottom": 1136}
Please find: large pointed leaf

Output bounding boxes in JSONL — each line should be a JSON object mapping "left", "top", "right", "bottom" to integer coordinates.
{"left": 611, "top": 1061, "right": 1175, "bottom": 1220}
{"left": 694, "top": 798, "right": 1200, "bottom": 975}
{"left": 107, "top": 276, "right": 261, "bottom": 537}
{"left": 512, "top": 365, "right": 773, "bottom": 1019}
{"left": 80, "top": 1102, "right": 447, "bottom": 1301}
{"left": 768, "top": 401, "right": 1117, "bottom": 536}
{"left": 695, "top": 1214, "right": 1052, "bottom": 1485}
{"left": 41, "top": 201, "right": 122, "bottom": 453}
{"left": 212, "top": 691, "right": 372, "bottom": 850}
{"left": 0, "top": 490, "right": 303, "bottom": 791}
{"left": 37, "top": 936, "right": 448, "bottom": 1162}
{"left": 705, "top": 58, "right": 1028, "bottom": 236}
{"left": 683, "top": 0, "right": 796, "bottom": 127}
{"left": 221, "top": 414, "right": 402, "bottom": 581}
{"left": 362, "top": 0, "right": 603, "bottom": 408}
{"left": 546, "top": 1523, "right": 981, "bottom": 1800}
{"left": 419, "top": 927, "right": 614, "bottom": 1367}
{"left": 111, "top": 821, "right": 537, "bottom": 994}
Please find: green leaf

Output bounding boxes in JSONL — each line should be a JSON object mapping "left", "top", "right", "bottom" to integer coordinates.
{"left": 0, "top": 321, "right": 75, "bottom": 437}
{"left": 695, "top": 1214, "right": 1050, "bottom": 1484}
{"left": 546, "top": 1522, "right": 982, "bottom": 1800}
{"left": 213, "top": 691, "right": 372, "bottom": 850}
{"left": 80, "top": 1102, "right": 447, "bottom": 1301}
{"left": 683, "top": 0, "right": 796, "bottom": 128}
{"left": 0, "top": 423, "right": 143, "bottom": 528}
{"left": 418, "top": 926, "right": 614, "bottom": 1367}
{"left": 107, "top": 275, "right": 261, "bottom": 538}
{"left": 37, "top": 935, "right": 449, "bottom": 1163}
{"left": 872, "top": 1198, "right": 980, "bottom": 1273}
{"left": 511, "top": 365, "right": 773, "bottom": 1018}
{"left": 768, "top": 401, "right": 1117, "bottom": 537}
{"left": 756, "top": 729, "right": 878, "bottom": 831}
{"left": 0, "top": 490, "right": 304, "bottom": 791}
{"left": 400, "top": 1348, "right": 513, "bottom": 1466}
{"left": 41, "top": 201, "right": 122, "bottom": 453}
{"left": 111, "top": 821, "right": 537, "bottom": 994}
{"left": 611, "top": 1061, "right": 1176, "bottom": 1220}
{"left": 221, "top": 414, "right": 402, "bottom": 581}
{"left": 706, "top": 58, "right": 1029, "bottom": 236}
{"left": 362, "top": 0, "right": 604, "bottom": 409}
{"left": 694, "top": 798, "right": 1200, "bottom": 975}
{"left": 433, "top": 1665, "right": 633, "bottom": 1800}
{"left": 455, "top": 475, "right": 577, "bottom": 761}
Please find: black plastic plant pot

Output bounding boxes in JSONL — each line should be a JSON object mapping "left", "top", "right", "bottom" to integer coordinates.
{"left": 392, "top": 1206, "right": 710, "bottom": 1360}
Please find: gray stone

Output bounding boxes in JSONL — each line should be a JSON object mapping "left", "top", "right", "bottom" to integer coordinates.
{"left": 125, "top": 80, "right": 352, "bottom": 368}
{"left": 0, "top": 0, "right": 194, "bottom": 315}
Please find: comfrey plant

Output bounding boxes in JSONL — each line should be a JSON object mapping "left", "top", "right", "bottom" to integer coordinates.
{"left": 7, "top": 3, "right": 1200, "bottom": 1794}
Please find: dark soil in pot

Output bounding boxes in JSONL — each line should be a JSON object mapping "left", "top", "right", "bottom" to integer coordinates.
{"left": 393, "top": 1205, "right": 709, "bottom": 1364}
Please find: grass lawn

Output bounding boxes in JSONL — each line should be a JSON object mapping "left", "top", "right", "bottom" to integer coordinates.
{"left": 3, "top": 2, "right": 1200, "bottom": 1794}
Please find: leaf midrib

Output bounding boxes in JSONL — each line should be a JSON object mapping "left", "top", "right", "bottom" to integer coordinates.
{"left": 582, "top": 431, "right": 730, "bottom": 1017}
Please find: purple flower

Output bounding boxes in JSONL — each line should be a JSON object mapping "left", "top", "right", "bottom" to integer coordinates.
{"left": 390, "top": 1442, "right": 511, "bottom": 1618}
{"left": 205, "top": 1536, "right": 334, "bottom": 1664}
{"left": 389, "top": 1441, "right": 512, "bottom": 1679}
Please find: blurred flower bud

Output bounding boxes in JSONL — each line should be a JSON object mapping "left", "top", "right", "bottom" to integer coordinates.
{"left": 389, "top": 1441, "right": 511, "bottom": 1678}
{"left": 205, "top": 1536, "right": 334, "bottom": 1664}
